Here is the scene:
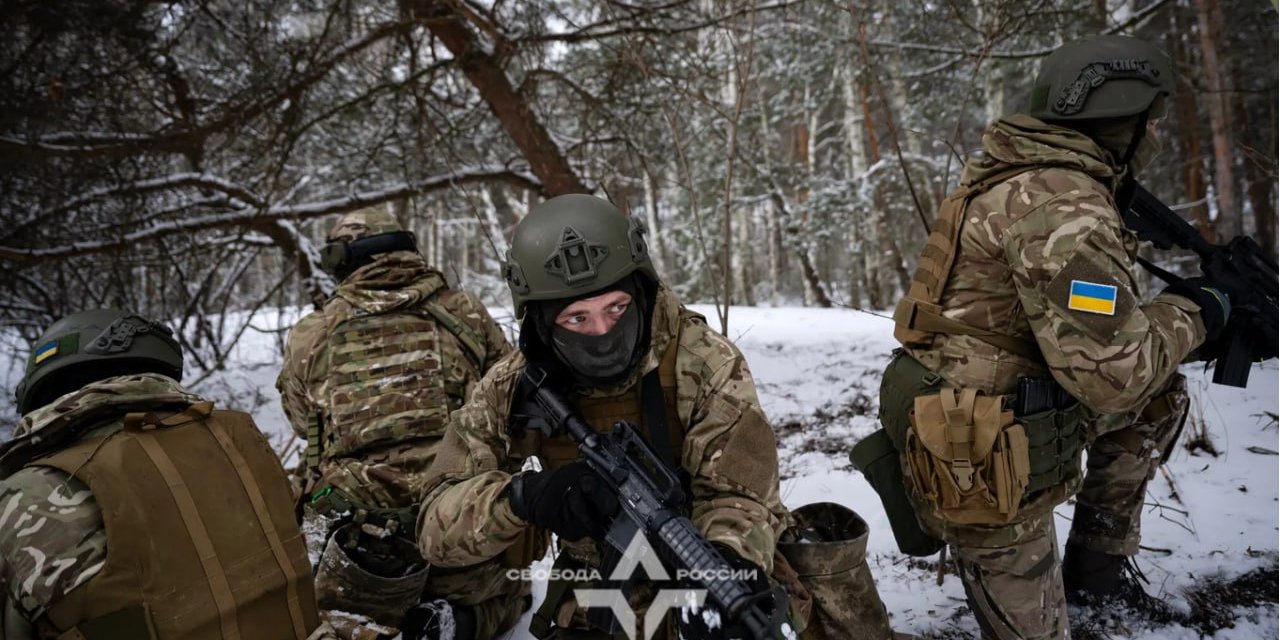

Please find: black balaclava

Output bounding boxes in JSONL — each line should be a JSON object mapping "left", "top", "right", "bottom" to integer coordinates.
{"left": 525, "top": 274, "right": 653, "bottom": 388}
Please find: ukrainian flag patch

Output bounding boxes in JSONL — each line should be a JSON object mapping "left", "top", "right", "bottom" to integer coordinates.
{"left": 1068, "top": 280, "right": 1118, "bottom": 316}
{"left": 34, "top": 340, "right": 59, "bottom": 364}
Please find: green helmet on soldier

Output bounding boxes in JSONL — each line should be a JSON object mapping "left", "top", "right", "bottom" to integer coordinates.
{"left": 15, "top": 309, "right": 184, "bottom": 415}
{"left": 1028, "top": 34, "right": 1175, "bottom": 122}
{"left": 320, "top": 207, "right": 418, "bottom": 281}
{"left": 503, "top": 194, "right": 658, "bottom": 320}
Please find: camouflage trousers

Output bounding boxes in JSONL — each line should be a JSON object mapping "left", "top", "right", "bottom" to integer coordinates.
{"left": 924, "top": 374, "right": 1190, "bottom": 639}
{"left": 1069, "top": 374, "right": 1190, "bottom": 556}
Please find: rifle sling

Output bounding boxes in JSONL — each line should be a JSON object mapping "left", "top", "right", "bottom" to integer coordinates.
{"left": 1134, "top": 255, "right": 1181, "bottom": 286}
{"left": 641, "top": 368, "right": 676, "bottom": 471}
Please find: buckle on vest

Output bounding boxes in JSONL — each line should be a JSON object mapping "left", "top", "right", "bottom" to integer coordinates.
{"left": 952, "top": 459, "right": 975, "bottom": 491}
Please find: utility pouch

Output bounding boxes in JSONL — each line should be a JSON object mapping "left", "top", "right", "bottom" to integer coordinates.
{"left": 904, "top": 388, "right": 1031, "bottom": 525}
{"left": 850, "top": 429, "right": 944, "bottom": 556}
{"left": 778, "top": 503, "right": 893, "bottom": 640}
{"left": 314, "top": 522, "right": 430, "bottom": 627}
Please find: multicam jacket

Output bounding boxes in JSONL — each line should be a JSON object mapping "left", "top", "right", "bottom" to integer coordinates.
{"left": 416, "top": 285, "right": 789, "bottom": 578}
{"left": 278, "top": 251, "right": 512, "bottom": 510}
{"left": 908, "top": 114, "right": 1205, "bottom": 416}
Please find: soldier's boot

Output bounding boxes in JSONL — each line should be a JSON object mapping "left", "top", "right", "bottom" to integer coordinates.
{"left": 1061, "top": 542, "right": 1181, "bottom": 624}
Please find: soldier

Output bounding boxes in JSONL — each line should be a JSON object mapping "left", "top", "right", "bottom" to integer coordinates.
{"left": 278, "top": 208, "right": 527, "bottom": 639}
{"left": 876, "top": 35, "right": 1231, "bottom": 638}
{"left": 0, "top": 309, "right": 323, "bottom": 640}
{"left": 417, "top": 194, "right": 897, "bottom": 639}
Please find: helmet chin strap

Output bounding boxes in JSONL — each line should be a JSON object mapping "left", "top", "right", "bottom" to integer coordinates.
{"left": 1119, "top": 107, "right": 1151, "bottom": 169}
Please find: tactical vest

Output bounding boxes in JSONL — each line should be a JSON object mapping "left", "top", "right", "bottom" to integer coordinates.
{"left": 308, "top": 296, "right": 487, "bottom": 469}
{"left": 33, "top": 403, "right": 319, "bottom": 640}
{"left": 893, "top": 166, "right": 1041, "bottom": 360}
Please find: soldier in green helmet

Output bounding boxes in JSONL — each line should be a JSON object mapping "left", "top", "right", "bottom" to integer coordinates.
{"left": 866, "top": 34, "right": 1233, "bottom": 638}
{"left": 278, "top": 207, "right": 527, "bottom": 639}
{"left": 416, "top": 194, "right": 900, "bottom": 639}
{"left": 0, "top": 310, "right": 324, "bottom": 639}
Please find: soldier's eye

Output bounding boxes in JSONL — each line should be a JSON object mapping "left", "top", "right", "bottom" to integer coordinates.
{"left": 609, "top": 302, "right": 629, "bottom": 315}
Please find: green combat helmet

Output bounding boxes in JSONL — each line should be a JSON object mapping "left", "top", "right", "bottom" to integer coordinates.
{"left": 503, "top": 194, "right": 658, "bottom": 319}
{"left": 14, "top": 309, "right": 184, "bottom": 414}
{"left": 1028, "top": 34, "right": 1175, "bottom": 121}
{"left": 320, "top": 207, "right": 418, "bottom": 281}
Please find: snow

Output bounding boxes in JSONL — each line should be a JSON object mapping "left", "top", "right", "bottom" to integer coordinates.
{"left": 1, "top": 304, "right": 1275, "bottom": 638}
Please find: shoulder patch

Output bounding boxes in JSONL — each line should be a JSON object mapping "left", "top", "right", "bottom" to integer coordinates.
{"left": 1067, "top": 280, "right": 1118, "bottom": 315}
{"left": 1046, "top": 253, "right": 1135, "bottom": 342}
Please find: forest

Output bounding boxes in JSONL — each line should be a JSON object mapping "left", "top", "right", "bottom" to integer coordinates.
{"left": 1, "top": 0, "right": 1276, "bottom": 383}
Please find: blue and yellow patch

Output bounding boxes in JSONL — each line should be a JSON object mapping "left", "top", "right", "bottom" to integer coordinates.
{"left": 1067, "top": 280, "right": 1118, "bottom": 316}
{"left": 33, "top": 340, "right": 59, "bottom": 364}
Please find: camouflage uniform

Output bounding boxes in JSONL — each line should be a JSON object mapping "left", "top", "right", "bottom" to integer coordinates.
{"left": 887, "top": 115, "right": 1202, "bottom": 638}
{"left": 0, "top": 373, "right": 319, "bottom": 640}
{"left": 278, "top": 212, "right": 522, "bottom": 637}
{"left": 417, "top": 285, "right": 793, "bottom": 638}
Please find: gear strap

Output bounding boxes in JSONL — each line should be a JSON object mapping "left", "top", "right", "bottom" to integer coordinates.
{"left": 420, "top": 299, "right": 488, "bottom": 370}
{"left": 123, "top": 403, "right": 242, "bottom": 640}
{"left": 203, "top": 414, "right": 311, "bottom": 640}
{"left": 894, "top": 298, "right": 1041, "bottom": 361}
{"left": 640, "top": 332, "right": 681, "bottom": 470}
{"left": 940, "top": 388, "right": 979, "bottom": 490}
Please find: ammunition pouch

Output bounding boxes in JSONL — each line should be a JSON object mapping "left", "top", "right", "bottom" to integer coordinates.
{"left": 314, "top": 523, "right": 430, "bottom": 627}
{"left": 850, "top": 429, "right": 944, "bottom": 556}
{"left": 778, "top": 503, "right": 893, "bottom": 640}
{"left": 905, "top": 387, "right": 1031, "bottom": 525}
{"left": 1018, "top": 402, "right": 1088, "bottom": 494}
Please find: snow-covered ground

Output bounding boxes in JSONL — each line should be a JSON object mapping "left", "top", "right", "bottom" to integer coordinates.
{"left": 2, "top": 304, "right": 1275, "bottom": 638}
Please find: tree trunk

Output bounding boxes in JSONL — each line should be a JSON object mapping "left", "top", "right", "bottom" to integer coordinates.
{"left": 737, "top": 204, "right": 757, "bottom": 307}
{"left": 1170, "top": 9, "right": 1212, "bottom": 240}
{"left": 413, "top": 0, "right": 587, "bottom": 197}
{"left": 643, "top": 168, "right": 672, "bottom": 279}
{"left": 1193, "top": 0, "right": 1240, "bottom": 238}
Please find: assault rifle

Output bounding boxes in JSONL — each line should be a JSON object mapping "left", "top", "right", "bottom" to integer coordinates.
{"left": 519, "top": 363, "right": 789, "bottom": 639}
{"left": 1123, "top": 183, "right": 1279, "bottom": 387}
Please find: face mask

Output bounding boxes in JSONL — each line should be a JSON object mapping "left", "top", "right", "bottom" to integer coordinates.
{"left": 549, "top": 303, "right": 642, "bottom": 384}
{"left": 1129, "top": 126, "right": 1163, "bottom": 176}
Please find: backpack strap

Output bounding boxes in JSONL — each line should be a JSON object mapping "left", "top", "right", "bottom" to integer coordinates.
{"left": 419, "top": 298, "right": 488, "bottom": 370}
{"left": 122, "top": 406, "right": 240, "bottom": 640}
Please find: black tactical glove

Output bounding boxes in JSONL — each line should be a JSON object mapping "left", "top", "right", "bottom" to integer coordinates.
{"left": 507, "top": 461, "right": 620, "bottom": 541}
{"left": 1163, "top": 277, "right": 1231, "bottom": 342}
{"left": 676, "top": 545, "right": 783, "bottom": 640}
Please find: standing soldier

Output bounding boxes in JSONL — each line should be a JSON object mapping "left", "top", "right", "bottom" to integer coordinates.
{"left": 0, "top": 310, "right": 322, "bottom": 640}
{"left": 278, "top": 208, "right": 527, "bottom": 639}
{"left": 417, "top": 194, "right": 897, "bottom": 639}
{"left": 874, "top": 35, "right": 1231, "bottom": 638}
